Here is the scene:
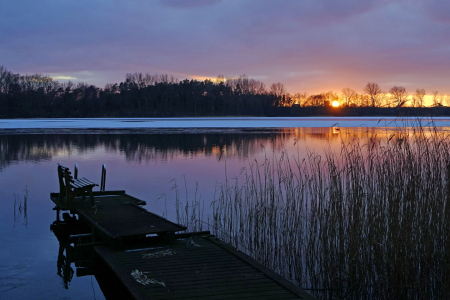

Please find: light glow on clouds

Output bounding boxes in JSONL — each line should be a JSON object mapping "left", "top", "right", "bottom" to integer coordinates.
{"left": 188, "top": 75, "right": 219, "bottom": 82}
{"left": 0, "top": 0, "right": 449, "bottom": 95}
{"left": 50, "top": 75, "right": 77, "bottom": 81}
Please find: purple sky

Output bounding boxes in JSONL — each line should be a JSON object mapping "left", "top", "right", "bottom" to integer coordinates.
{"left": 1, "top": 0, "right": 449, "bottom": 95}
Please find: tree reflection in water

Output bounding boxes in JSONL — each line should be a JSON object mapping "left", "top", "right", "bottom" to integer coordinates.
{"left": 0, "top": 128, "right": 365, "bottom": 169}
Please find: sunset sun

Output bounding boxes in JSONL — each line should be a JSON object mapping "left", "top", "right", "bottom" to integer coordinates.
{"left": 332, "top": 101, "right": 339, "bottom": 107}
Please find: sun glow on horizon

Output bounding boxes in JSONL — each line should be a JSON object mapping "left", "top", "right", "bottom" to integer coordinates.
{"left": 332, "top": 101, "right": 340, "bottom": 107}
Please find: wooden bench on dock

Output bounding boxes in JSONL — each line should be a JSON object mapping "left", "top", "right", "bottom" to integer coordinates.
{"left": 57, "top": 163, "right": 98, "bottom": 207}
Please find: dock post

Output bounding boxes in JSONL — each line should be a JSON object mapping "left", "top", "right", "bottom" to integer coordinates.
{"left": 101, "top": 164, "right": 106, "bottom": 191}
{"left": 74, "top": 163, "right": 78, "bottom": 179}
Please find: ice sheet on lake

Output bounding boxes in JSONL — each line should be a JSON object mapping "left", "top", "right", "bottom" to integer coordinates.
{"left": 1, "top": 117, "right": 449, "bottom": 131}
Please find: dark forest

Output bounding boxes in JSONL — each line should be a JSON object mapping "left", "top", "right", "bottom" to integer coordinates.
{"left": 1, "top": 66, "right": 449, "bottom": 118}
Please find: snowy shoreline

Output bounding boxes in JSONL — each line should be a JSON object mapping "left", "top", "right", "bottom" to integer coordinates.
{"left": 1, "top": 117, "right": 449, "bottom": 130}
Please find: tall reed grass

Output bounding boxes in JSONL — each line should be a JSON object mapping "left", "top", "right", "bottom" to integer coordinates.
{"left": 205, "top": 120, "right": 450, "bottom": 299}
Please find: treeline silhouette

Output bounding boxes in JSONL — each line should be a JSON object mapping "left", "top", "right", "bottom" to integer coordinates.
{"left": 1, "top": 66, "right": 450, "bottom": 118}
{"left": 0, "top": 67, "right": 279, "bottom": 118}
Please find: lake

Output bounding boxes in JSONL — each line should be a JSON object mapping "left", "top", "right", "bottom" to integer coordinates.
{"left": 1, "top": 117, "right": 449, "bottom": 299}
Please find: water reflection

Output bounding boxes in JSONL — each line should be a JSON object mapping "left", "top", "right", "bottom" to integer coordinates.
{"left": 57, "top": 239, "right": 74, "bottom": 289}
{"left": 49, "top": 211, "right": 136, "bottom": 299}
{"left": 0, "top": 127, "right": 399, "bottom": 171}
{"left": 13, "top": 187, "right": 28, "bottom": 228}
{"left": 50, "top": 212, "right": 93, "bottom": 289}
{"left": 3, "top": 123, "right": 450, "bottom": 300}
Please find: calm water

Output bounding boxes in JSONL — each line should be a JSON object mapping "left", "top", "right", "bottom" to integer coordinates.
{"left": 0, "top": 121, "right": 442, "bottom": 299}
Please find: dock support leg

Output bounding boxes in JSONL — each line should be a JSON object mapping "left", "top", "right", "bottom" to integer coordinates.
{"left": 89, "top": 188, "right": 96, "bottom": 208}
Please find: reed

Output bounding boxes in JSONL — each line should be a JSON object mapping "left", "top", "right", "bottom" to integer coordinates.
{"left": 170, "top": 176, "right": 206, "bottom": 233}
{"left": 208, "top": 120, "right": 450, "bottom": 299}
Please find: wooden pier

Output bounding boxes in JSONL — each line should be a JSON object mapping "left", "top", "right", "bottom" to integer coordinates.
{"left": 51, "top": 190, "right": 186, "bottom": 245}
{"left": 50, "top": 190, "right": 317, "bottom": 299}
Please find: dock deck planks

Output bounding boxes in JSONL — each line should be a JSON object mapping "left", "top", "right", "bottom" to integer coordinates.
{"left": 50, "top": 191, "right": 186, "bottom": 242}
{"left": 50, "top": 190, "right": 316, "bottom": 299}
{"left": 94, "top": 235, "right": 317, "bottom": 300}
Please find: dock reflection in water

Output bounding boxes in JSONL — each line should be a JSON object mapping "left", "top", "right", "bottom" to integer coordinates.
{"left": 51, "top": 212, "right": 93, "bottom": 289}
{"left": 50, "top": 212, "right": 134, "bottom": 298}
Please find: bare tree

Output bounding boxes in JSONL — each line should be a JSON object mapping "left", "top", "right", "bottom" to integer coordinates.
{"left": 439, "top": 94, "right": 444, "bottom": 106}
{"left": 431, "top": 91, "right": 441, "bottom": 107}
{"left": 270, "top": 82, "right": 286, "bottom": 98}
{"left": 292, "top": 92, "right": 308, "bottom": 106}
{"left": 378, "top": 91, "right": 390, "bottom": 107}
{"left": 364, "top": 82, "right": 383, "bottom": 107}
{"left": 270, "top": 82, "right": 288, "bottom": 106}
{"left": 445, "top": 95, "right": 450, "bottom": 107}
{"left": 306, "top": 94, "right": 326, "bottom": 107}
{"left": 389, "top": 86, "right": 409, "bottom": 107}
{"left": 341, "top": 88, "right": 357, "bottom": 107}
{"left": 322, "top": 91, "right": 338, "bottom": 106}
{"left": 358, "top": 94, "right": 370, "bottom": 107}
{"left": 412, "top": 89, "right": 425, "bottom": 108}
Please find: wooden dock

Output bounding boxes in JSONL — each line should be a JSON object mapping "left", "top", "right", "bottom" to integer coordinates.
{"left": 50, "top": 190, "right": 317, "bottom": 300}
{"left": 94, "top": 234, "right": 315, "bottom": 300}
{"left": 50, "top": 190, "right": 186, "bottom": 245}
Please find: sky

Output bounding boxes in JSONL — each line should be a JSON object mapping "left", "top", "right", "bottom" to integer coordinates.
{"left": 1, "top": 0, "right": 449, "bottom": 96}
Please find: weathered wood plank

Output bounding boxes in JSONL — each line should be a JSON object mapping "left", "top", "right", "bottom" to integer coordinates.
{"left": 94, "top": 236, "right": 317, "bottom": 300}
{"left": 207, "top": 236, "right": 316, "bottom": 300}
{"left": 95, "top": 245, "right": 149, "bottom": 300}
{"left": 77, "top": 199, "right": 186, "bottom": 239}
{"left": 51, "top": 192, "right": 185, "bottom": 240}
{"left": 118, "top": 258, "right": 256, "bottom": 272}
